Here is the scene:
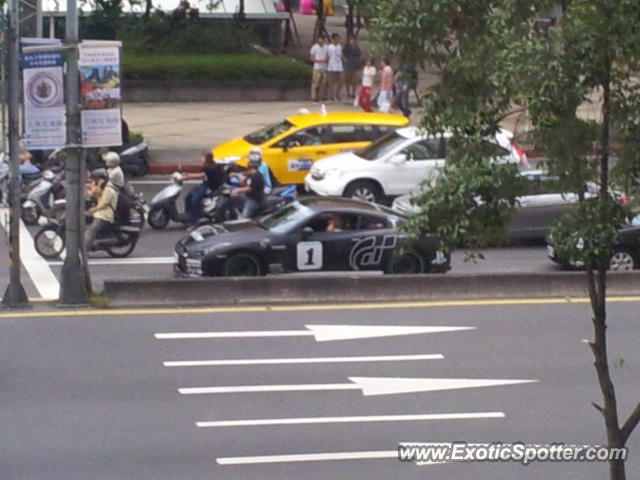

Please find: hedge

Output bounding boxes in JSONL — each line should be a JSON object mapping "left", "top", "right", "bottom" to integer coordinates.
{"left": 121, "top": 53, "right": 311, "bottom": 83}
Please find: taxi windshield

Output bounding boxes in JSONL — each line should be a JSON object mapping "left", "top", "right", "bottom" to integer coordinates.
{"left": 258, "top": 202, "right": 312, "bottom": 234}
{"left": 358, "top": 131, "right": 408, "bottom": 160}
{"left": 244, "top": 120, "right": 293, "bottom": 145}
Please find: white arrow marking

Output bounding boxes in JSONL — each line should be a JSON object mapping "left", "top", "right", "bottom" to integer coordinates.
{"left": 178, "top": 377, "right": 537, "bottom": 396}
{"left": 197, "top": 411, "right": 505, "bottom": 428}
{"left": 155, "top": 324, "right": 474, "bottom": 341}
{"left": 164, "top": 353, "right": 444, "bottom": 367}
{"left": 217, "top": 450, "right": 447, "bottom": 465}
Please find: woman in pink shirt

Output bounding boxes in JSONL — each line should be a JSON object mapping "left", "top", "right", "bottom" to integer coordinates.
{"left": 378, "top": 59, "right": 394, "bottom": 113}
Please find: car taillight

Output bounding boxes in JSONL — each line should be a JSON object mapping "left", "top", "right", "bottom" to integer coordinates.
{"left": 510, "top": 139, "right": 526, "bottom": 165}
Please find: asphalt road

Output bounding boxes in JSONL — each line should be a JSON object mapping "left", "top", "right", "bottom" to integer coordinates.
{"left": 0, "top": 299, "right": 638, "bottom": 480}
{"left": 3, "top": 178, "right": 560, "bottom": 299}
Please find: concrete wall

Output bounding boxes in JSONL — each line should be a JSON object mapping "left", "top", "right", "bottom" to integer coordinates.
{"left": 122, "top": 80, "right": 309, "bottom": 102}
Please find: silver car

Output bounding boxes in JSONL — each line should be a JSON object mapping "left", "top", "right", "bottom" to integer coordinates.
{"left": 391, "top": 170, "right": 596, "bottom": 241}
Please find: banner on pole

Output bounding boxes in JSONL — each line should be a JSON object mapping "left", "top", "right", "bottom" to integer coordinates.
{"left": 79, "top": 44, "right": 122, "bottom": 147}
{"left": 21, "top": 50, "right": 66, "bottom": 149}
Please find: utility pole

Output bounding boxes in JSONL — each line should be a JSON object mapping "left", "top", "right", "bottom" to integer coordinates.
{"left": 2, "top": 0, "right": 29, "bottom": 307}
{"left": 58, "top": 0, "right": 89, "bottom": 305}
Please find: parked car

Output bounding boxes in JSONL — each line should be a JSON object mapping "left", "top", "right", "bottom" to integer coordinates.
{"left": 211, "top": 111, "right": 409, "bottom": 185}
{"left": 174, "top": 197, "right": 449, "bottom": 277}
{"left": 547, "top": 215, "right": 640, "bottom": 271}
{"left": 391, "top": 170, "right": 596, "bottom": 241}
{"left": 304, "top": 126, "right": 526, "bottom": 203}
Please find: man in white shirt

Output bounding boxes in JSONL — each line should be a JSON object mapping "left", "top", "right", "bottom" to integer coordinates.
{"left": 309, "top": 36, "right": 329, "bottom": 102}
{"left": 326, "top": 33, "right": 344, "bottom": 101}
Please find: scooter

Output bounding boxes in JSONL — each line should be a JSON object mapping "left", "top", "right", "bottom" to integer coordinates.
{"left": 201, "top": 184, "right": 297, "bottom": 223}
{"left": 147, "top": 172, "right": 195, "bottom": 229}
{"left": 86, "top": 139, "right": 151, "bottom": 177}
{"left": 33, "top": 201, "right": 143, "bottom": 259}
{"left": 21, "top": 169, "right": 65, "bottom": 225}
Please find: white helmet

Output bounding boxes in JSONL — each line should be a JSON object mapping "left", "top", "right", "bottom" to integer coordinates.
{"left": 248, "top": 147, "right": 262, "bottom": 168}
{"left": 102, "top": 151, "right": 121, "bottom": 167}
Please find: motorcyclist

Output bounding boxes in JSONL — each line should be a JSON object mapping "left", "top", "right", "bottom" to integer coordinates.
{"left": 85, "top": 168, "right": 118, "bottom": 252}
{"left": 18, "top": 145, "right": 41, "bottom": 178}
{"left": 230, "top": 154, "right": 267, "bottom": 219}
{"left": 182, "top": 152, "right": 225, "bottom": 223}
{"left": 103, "top": 151, "right": 125, "bottom": 189}
{"left": 232, "top": 147, "right": 272, "bottom": 194}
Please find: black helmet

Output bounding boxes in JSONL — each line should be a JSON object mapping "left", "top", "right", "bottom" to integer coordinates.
{"left": 90, "top": 168, "right": 109, "bottom": 181}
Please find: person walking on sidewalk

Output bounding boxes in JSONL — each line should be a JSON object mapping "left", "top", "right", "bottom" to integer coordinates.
{"left": 309, "top": 36, "right": 329, "bottom": 102}
{"left": 327, "top": 33, "right": 344, "bottom": 101}
{"left": 378, "top": 59, "right": 394, "bottom": 113}
{"left": 357, "top": 57, "right": 376, "bottom": 112}
{"left": 394, "top": 64, "right": 413, "bottom": 118}
{"left": 343, "top": 36, "right": 362, "bottom": 99}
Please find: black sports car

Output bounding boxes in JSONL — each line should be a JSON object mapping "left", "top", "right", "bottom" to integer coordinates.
{"left": 547, "top": 215, "right": 640, "bottom": 271}
{"left": 174, "top": 197, "right": 449, "bottom": 277}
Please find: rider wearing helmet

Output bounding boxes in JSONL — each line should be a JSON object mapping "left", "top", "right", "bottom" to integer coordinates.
{"left": 248, "top": 147, "right": 272, "bottom": 193}
{"left": 230, "top": 150, "right": 267, "bottom": 219}
{"left": 103, "top": 151, "right": 125, "bottom": 188}
{"left": 85, "top": 168, "right": 118, "bottom": 252}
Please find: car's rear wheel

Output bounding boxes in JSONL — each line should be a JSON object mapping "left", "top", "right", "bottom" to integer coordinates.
{"left": 386, "top": 250, "right": 426, "bottom": 274}
{"left": 608, "top": 248, "right": 637, "bottom": 272}
{"left": 222, "top": 252, "right": 263, "bottom": 277}
{"left": 344, "top": 180, "right": 382, "bottom": 203}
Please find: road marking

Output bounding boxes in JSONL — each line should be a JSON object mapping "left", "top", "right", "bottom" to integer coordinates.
{"left": 1, "top": 296, "right": 640, "bottom": 319}
{"left": 179, "top": 377, "right": 537, "bottom": 397}
{"left": 197, "top": 411, "right": 505, "bottom": 428}
{"left": 48, "top": 256, "right": 173, "bottom": 266}
{"left": 155, "top": 324, "right": 474, "bottom": 342}
{"left": 129, "top": 180, "right": 199, "bottom": 185}
{"left": 217, "top": 450, "right": 446, "bottom": 465}
{"left": 164, "top": 353, "right": 444, "bottom": 367}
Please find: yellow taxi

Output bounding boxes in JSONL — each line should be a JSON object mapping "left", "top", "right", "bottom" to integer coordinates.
{"left": 212, "top": 111, "right": 410, "bottom": 185}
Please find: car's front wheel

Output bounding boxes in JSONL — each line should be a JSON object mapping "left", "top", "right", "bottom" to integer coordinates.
{"left": 386, "top": 250, "right": 427, "bottom": 274}
{"left": 344, "top": 180, "right": 382, "bottom": 203}
{"left": 222, "top": 252, "right": 264, "bottom": 277}
{"left": 608, "top": 248, "right": 637, "bottom": 272}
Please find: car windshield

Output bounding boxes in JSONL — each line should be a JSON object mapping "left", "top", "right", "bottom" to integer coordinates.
{"left": 358, "top": 132, "right": 408, "bottom": 160}
{"left": 258, "top": 202, "right": 313, "bottom": 234}
{"left": 244, "top": 120, "right": 293, "bottom": 145}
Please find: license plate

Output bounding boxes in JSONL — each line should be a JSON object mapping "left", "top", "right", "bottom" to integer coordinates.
{"left": 547, "top": 245, "right": 555, "bottom": 258}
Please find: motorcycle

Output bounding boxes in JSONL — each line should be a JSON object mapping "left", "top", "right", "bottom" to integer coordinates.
{"left": 33, "top": 200, "right": 143, "bottom": 259}
{"left": 201, "top": 184, "right": 297, "bottom": 223}
{"left": 21, "top": 168, "right": 65, "bottom": 225}
{"left": 148, "top": 172, "right": 210, "bottom": 229}
{"left": 86, "top": 139, "right": 150, "bottom": 177}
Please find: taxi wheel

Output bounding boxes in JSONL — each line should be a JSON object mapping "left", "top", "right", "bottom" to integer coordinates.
{"left": 344, "top": 180, "right": 381, "bottom": 203}
{"left": 386, "top": 250, "right": 426, "bottom": 274}
{"left": 222, "top": 252, "right": 264, "bottom": 277}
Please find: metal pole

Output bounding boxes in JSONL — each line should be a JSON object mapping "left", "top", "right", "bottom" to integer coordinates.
{"left": 58, "top": 0, "right": 89, "bottom": 305}
{"left": 36, "top": 0, "right": 43, "bottom": 37}
{"left": 2, "top": 0, "right": 29, "bottom": 308}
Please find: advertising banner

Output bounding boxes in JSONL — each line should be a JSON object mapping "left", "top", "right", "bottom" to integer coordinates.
{"left": 21, "top": 50, "right": 66, "bottom": 149}
{"left": 79, "top": 44, "right": 122, "bottom": 147}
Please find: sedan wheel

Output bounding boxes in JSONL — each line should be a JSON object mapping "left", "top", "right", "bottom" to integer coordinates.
{"left": 344, "top": 181, "right": 381, "bottom": 203}
{"left": 608, "top": 249, "right": 637, "bottom": 272}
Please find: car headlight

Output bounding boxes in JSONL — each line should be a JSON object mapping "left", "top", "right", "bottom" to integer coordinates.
{"left": 218, "top": 155, "right": 241, "bottom": 165}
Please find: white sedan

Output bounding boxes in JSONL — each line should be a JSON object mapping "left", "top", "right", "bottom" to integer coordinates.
{"left": 304, "top": 126, "right": 527, "bottom": 203}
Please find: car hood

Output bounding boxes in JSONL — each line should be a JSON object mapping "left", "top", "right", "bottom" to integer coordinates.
{"left": 311, "top": 152, "right": 370, "bottom": 172}
{"left": 212, "top": 137, "right": 253, "bottom": 166}
{"left": 178, "top": 220, "right": 267, "bottom": 254}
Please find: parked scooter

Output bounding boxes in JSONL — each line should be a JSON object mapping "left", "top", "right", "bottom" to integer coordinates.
{"left": 86, "top": 139, "right": 150, "bottom": 177}
{"left": 21, "top": 168, "right": 65, "bottom": 225}
{"left": 33, "top": 200, "right": 143, "bottom": 259}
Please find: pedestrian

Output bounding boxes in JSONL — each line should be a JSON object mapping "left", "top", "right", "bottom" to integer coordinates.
{"left": 309, "top": 36, "right": 329, "bottom": 102}
{"left": 357, "top": 57, "right": 376, "bottom": 112}
{"left": 378, "top": 59, "right": 394, "bottom": 113}
{"left": 326, "top": 33, "right": 344, "bottom": 101}
{"left": 394, "top": 64, "right": 413, "bottom": 117}
{"left": 343, "top": 36, "right": 362, "bottom": 99}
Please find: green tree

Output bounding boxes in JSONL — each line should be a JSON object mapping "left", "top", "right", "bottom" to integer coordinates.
{"left": 369, "top": 1, "right": 640, "bottom": 479}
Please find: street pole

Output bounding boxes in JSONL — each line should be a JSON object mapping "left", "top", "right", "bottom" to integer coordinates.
{"left": 2, "top": 0, "right": 29, "bottom": 307}
{"left": 58, "top": 0, "right": 89, "bottom": 305}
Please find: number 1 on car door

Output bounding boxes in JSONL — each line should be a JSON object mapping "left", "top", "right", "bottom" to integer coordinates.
{"left": 297, "top": 242, "right": 323, "bottom": 270}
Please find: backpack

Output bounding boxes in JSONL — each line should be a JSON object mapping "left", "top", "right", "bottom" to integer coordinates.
{"left": 108, "top": 184, "right": 132, "bottom": 224}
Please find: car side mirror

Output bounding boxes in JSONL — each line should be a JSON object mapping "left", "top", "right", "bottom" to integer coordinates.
{"left": 390, "top": 153, "right": 407, "bottom": 165}
{"left": 302, "top": 226, "right": 314, "bottom": 239}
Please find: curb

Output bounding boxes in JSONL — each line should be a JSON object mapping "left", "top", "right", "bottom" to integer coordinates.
{"left": 103, "top": 271, "right": 640, "bottom": 308}
{"left": 148, "top": 162, "right": 202, "bottom": 175}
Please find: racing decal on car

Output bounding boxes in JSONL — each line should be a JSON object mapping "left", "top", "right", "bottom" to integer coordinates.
{"left": 288, "top": 158, "right": 313, "bottom": 172}
{"left": 297, "top": 241, "right": 323, "bottom": 270}
{"left": 349, "top": 235, "right": 398, "bottom": 270}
